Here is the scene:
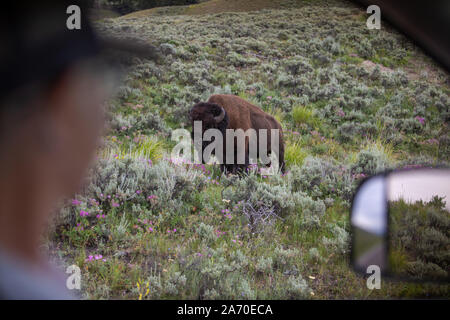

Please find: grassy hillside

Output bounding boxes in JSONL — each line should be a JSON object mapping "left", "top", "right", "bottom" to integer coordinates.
{"left": 121, "top": 0, "right": 347, "bottom": 18}
{"left": 48, "top": 0, "right": 450, "bottom": 299}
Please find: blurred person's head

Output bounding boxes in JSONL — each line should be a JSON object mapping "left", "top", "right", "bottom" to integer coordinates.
{"left": 0, "top": 1, "right": 110, "bottom": 267}
{"left": 0, "top": 2, "right": 158, "bottom": 299}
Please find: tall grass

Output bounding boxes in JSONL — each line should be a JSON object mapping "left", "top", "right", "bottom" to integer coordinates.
{"left": 285, "top": 140, "right": 308, "bottom": 167}
{"left": 292, "top": 105, "right": 321, "bottom": 128}
{"left": 362, "top": 138, "right": 396, "bottom": 163}
{"left": 101, "top": 136, "right": 165, "bottom": 163}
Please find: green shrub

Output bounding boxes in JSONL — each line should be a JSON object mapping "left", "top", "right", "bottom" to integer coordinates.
{"left": 351, "top": 140, "right": 394, "bottom": 175}
{"left": 255, "top": 256, "right": 273, "bottom": 274}
{"left": 285, "top": 275, "right": 311, "bottom": 299}
{"left": 289, "top": 157, "right": 355, "bottom": 201}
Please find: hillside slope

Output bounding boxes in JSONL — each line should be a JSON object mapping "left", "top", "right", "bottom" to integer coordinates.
{"left": 121, "top": 0, "right": 350, "bottom": 18}
{"left": 49, "top": 1, "right": 450, "bottom": 300}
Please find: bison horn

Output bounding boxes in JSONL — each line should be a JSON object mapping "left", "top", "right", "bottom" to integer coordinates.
{"left": 214, "top": 107, "right": 226, "bottom": 123}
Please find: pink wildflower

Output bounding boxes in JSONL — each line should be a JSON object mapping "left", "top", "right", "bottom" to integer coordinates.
{"left": 415, "top": 116, "right": 425, "bottom": 125}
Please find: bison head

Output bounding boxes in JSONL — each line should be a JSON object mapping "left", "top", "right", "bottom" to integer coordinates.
{"left": 189, "top": 102, "right": 228, "bottom": 138}
{"left": 189, "top": 102, "right": 229, "bottom": 159}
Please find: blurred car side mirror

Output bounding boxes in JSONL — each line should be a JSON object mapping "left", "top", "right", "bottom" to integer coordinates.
{"left": 350, "top": 168, "right": 450, "bottom": 283}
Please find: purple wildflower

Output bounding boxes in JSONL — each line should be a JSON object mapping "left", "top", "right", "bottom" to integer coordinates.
{"left": 415, "top": 116, "right": 425, "bottom": 125}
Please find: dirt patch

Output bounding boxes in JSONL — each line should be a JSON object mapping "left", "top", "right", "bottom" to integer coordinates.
{"left": 361, "top": 60, "right": 394, "bottom": 73}
{"left": 360, "top": 55, "right": 449, "bottom": 87}
{"left": 402, "top": 53, "right": 450, "bottom": 86}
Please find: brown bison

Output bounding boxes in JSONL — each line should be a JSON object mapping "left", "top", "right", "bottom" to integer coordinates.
{"left": 189, "top": 94, "right": 285, "bottom": 174}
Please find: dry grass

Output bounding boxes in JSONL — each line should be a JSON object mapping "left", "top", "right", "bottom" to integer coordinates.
{"left": 185, "top": 0, "right": 285, "bottom": 15}
{"left": 121, "top": 0, "right": 317, "bottom": 18}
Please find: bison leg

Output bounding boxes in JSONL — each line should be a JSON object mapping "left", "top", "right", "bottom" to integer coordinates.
{"left": 220, "top": 164, "right": 235, "bottom": 175}
{"left": 220, "top": 164, "right": 229, "bottom": 174}
{"left": 279, "top": 160, "right": 286, "bottom": 174}
{"left": 237, "top": 152, "right": 250, "bottom": 175}
{"left": 279, "top": 141, "right": 285, "bottom": 174}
